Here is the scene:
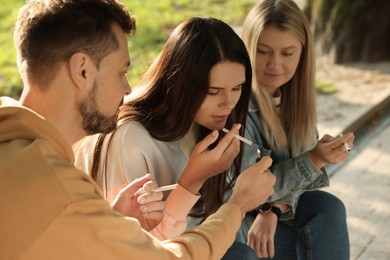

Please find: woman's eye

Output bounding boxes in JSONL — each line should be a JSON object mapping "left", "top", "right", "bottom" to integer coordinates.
{"left": 257, "top": 49, "right": 270, "bottom": 55}
{"left": 208, "top": 90, "right": 220, "bottom": 95}
{"left": 233, "top": 85, "right": 242, "bottom": 91}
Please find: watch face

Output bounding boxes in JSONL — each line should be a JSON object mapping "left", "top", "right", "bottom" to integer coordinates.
{"left": 259, "top": 202, "right": 272, "bottom": 212}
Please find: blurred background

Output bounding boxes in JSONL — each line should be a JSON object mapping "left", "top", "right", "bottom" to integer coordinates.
{"left": 1, "top": 1, "right": 390, "bottom": 259}
{"left": 1, "top": 0, "right": 258, "bottom": 97}
{"left": 1, "top": 0, "right": 389, "bottom": 98}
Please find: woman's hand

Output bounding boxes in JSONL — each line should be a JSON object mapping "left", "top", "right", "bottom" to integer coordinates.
{"left": 178, "top": 124, "right": 241, "bottom": 194}
{"left": 247, "top": 212, "right": 278, "bottom": 258}
{"left": 309, "top": 132, "right": 355, "bottom": 169}
{"left": 111, "top": 174, "right": 166, "bottom": 231}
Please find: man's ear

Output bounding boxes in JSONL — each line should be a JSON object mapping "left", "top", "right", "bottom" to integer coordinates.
{"left": 68, "top": 52, "right": 92, "bottom": 90}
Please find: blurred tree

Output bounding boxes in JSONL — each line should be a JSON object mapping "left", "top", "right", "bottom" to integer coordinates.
{"left": 303, "top": 0, "right": 390, "bottom": 63}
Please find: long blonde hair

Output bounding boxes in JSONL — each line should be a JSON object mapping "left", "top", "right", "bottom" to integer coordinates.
{"left": 242, "top": 0, "right": 317, "bottom": 156}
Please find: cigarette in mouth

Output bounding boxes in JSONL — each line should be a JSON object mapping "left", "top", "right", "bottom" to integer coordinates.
{"left": 338, "top": 133, "right": 351, "bottom": 152}
{"left": 152, "top": 184, "right": 178, "bottom": 192}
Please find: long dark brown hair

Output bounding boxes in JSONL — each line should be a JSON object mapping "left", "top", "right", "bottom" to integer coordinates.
{"left": 93, "top": 16, "right": 252, "bottom": 221}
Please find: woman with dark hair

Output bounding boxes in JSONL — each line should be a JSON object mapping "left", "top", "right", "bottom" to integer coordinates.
{"left": 74, "top": 17, "right": 259, "bottom": 258}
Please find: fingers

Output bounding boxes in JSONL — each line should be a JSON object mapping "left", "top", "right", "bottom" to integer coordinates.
{"left": 232, "top": 157, "right": 275, "bottom": 211}
{"left": 141, "top": 180, "right": 158, "bottom": 192}
{"left": 193, "top": 129, "right": 219, "bottom": 153}
{"left": 119, "top": 174, "right": 152, "bottom": 198}
{"left": 137, "top": 187, "right": 163, "bottom": 205}
{"left": 247, "top": 236, "right": 258, "bottom": 257}
{"left": 139, "top": 200, "right": 166, "bottom": 220}
{"left": 248, "top": 236, "right": 271, "bottom": 258}
{"left": 328, "top": 133, "right": 354, "bottom": 161}
{"left": 138, "top": 190, "right": 165, "bottom": 220}
{"left": 212, "top": 124, "right": 241, "bottom": 157}
{"left": 333, "top": 132, "right": 354, "bottom": 149}
{"left": 260, "top": 240, "right": 268, "bottom": 258}
{"left": 248, "top": 235, "right": 262, "bottom": 258}
{"left": 268, "top": 239, "right": 275, "bottom": 258}
{"left": 341, "top": 132, "right": 355, "bottom": 151}
{"left": 250, "top": 156, "right": 273, "bottom": 173}
{"left": 319, "top": 134, "right": 335, "bottom": 143}
{"left": 314, "top": 132, "right": 355, "bottom": 166}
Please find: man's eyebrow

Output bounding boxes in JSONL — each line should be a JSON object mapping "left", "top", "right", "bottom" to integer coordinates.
{"left": 209, "top": 80, "right": 246, "bottom": 89}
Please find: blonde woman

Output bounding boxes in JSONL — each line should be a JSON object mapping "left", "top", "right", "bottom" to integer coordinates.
{"left": 236, "top": 0, "right": 354, "bottom": 259}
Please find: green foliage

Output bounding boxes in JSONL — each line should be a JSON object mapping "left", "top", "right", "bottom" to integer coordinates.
{"left": 123, "top": 0, "right": 257, "bottom": 88}
{"left": 0, "top": 0, "right": 257, "bottom": 97}
{"left": 0, "top": 0, "right": 24, "bottom": 97}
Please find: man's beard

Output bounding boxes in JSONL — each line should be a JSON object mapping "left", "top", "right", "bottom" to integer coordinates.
{"left": 78, "top": 81, "right": 120, "bottom": 135}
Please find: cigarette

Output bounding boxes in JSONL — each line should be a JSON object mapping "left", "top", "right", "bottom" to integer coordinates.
{"left": 152, "top": 184, "right": 178, "bottom": 192}
{"left": 222, "top": 128, "right": 253, "bottom": 146}
{"left": 338, "top": 133, "right": 351, "bottom": 152}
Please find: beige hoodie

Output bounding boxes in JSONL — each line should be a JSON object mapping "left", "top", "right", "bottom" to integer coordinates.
{"left": 0, "top": 97, "right": 241, "bottom": 260}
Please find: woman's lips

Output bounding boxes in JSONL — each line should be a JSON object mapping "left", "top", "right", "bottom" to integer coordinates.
{"left": 212, "top": 115, "right": 229, "bottom": 122}
{"left": 264, "top": 72, "right": 282, "bottom": 78}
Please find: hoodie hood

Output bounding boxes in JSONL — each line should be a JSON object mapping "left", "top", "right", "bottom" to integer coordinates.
{"left": 0, "top": 97, "right": 74, "bottom": 163}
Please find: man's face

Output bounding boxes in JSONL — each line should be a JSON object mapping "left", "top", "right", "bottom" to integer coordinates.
{"left": 79, "top": 80, "right": 120, "bottom": 135}
{"left": 79, "top": 25, "right": 131, "bottom": 135}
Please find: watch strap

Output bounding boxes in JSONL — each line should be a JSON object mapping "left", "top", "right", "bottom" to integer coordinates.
{"left": 270, "top": 205, "right": 282, "bottom": 220}
{"left": 258, "top": 203, "right": 281, "bottom": 220}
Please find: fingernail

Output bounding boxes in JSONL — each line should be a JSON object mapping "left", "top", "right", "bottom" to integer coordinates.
{"left": 141, "top": 205, "right": 148, "bottom": 212}
{"left": 211, "top": 130, "right": 218, "bottom": 136}
{"left": 139, "top": 196, "right": 145, "bottom": 203}
{"left": 236, "top": 124, "right": 242, "bottom": 130}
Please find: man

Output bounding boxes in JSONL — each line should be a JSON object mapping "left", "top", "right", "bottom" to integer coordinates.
{"left": 0, "top": 0, "right": 276, "bottom": 259}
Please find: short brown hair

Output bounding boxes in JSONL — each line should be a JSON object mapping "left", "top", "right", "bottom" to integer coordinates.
{"left": 14, "top": 0, "right": 136, "bottom": 90}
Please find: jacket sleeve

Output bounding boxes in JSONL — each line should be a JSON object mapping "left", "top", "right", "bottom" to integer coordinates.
{"left": 13, "top": 140, "right": 240, "bottom": 260}
{"left": 242, "top": 112, "right": 329, "bottom": 208}
{"left": 26, "top": 193, "right": 241, "bottom": 260}
{"left": 0, "top": 106, "right": 239, "bottom": 260}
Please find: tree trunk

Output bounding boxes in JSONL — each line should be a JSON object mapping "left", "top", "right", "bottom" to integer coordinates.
{"left": 303, "top": 0, "right": 390, "bottom": 63}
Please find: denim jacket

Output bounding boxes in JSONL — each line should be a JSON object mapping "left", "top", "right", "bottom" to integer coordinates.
{"left": 241, "top": 95, "right": 329, "bottom": 220}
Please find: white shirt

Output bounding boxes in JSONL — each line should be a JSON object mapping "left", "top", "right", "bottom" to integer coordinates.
{"left": 74, "top": 121, "right": 201, "bottom": 240}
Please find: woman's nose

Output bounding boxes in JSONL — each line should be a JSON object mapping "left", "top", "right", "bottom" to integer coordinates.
{"left": 267, "top": 54, "right": 279, "bottom": 68}
{"left": 220, "top": 92, "right": 236, "bottom": 109}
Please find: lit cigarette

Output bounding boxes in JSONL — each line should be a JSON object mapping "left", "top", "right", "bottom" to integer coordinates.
{"left": 222, "top": 128, "right": 253, "bottom": 146}
{"left": 152, "top": 184, "right": 178, "bottom": 192}
{"left": 338, "top": 133, "right": 351, "bottom": 152}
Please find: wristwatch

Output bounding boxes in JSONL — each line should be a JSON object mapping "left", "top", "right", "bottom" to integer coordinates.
{"left": 258, "top": 203, "right": 282, "bottom": 220}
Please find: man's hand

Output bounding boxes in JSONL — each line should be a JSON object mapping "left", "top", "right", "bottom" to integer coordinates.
{"left": 228, "top": 156, "right": 275, "bottom": 218}
{"left": 111, "top": 174, "right": 166, "bottom": 231}
{"left": 178, "top": 124, "right": 241, "bottom": 194}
